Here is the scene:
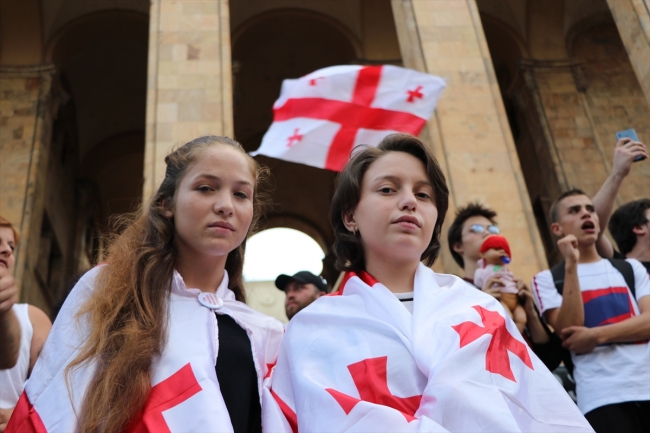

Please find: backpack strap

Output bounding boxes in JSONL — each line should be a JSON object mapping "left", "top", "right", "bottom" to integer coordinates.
{"left": 548, "top": 260, "right": 573, "bottom": 375}
{"left": 549, "top": 258, "right": 635, "bottom": 297}
{"left": 550, "top": 260, "right": 566, "bottom": 295}
{"left": 606, "top": 258, "right": 636, "bottom": 298}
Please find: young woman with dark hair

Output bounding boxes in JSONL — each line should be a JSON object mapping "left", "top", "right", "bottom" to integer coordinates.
{"left": 7, "top": 136, "right": 284, "bottom": 433}
{"left": 263, "top": 133, "right": 591, "bottom": 432}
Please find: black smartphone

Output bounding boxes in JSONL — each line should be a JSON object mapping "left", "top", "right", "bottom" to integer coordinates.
{"left": 615, "top": 128, "right": 646, "bottom": 162}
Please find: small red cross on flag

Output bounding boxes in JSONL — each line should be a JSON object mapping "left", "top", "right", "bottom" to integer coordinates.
{"left": 286, "top": 128, "right": 303, "bottom": 147}
{"left": 251, "top": 65, "right": 445, "bottom": 171}
{"left": 406, "top": 86, "right": 424, "bottom": 103}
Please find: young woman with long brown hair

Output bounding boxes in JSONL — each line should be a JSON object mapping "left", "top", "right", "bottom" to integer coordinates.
{"left": 6, "top": 136, "right": 284, "bottom": 433}
{"left": 263, "top": 133, "right": 592, "bottom": 432}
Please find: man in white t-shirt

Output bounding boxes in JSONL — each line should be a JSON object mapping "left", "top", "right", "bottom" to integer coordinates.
{"left": 532, "top": 189, "right": 650, "bottom": 433}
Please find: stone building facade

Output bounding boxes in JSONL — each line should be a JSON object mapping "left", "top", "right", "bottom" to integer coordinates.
{"left": 1, "top": 0, "right": 648, "bottom": 313}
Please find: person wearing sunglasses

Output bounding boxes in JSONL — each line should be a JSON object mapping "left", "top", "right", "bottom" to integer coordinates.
{"left": 447, "top": 203, "right": 501, "bottom": 285}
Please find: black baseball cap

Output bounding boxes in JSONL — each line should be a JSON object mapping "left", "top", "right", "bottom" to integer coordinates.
{"left": 275, "top": 271, "right": 328, "bottom": 292}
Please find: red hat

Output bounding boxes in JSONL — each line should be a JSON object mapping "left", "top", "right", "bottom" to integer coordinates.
{"left": 480, "top": 235, "right": 511, "bottom": 258}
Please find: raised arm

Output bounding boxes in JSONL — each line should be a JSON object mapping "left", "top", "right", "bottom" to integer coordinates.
{"left": 0, "top": 270, "right": 20, "bottom": 369}
{"left": 593, "top": 138, "right": 648, "bottom": 258}
{"left": 544, "top": 235, "right": 584, "bottom": 333}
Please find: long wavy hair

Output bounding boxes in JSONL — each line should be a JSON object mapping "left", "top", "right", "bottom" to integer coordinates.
{"left": 67, "top": 136, "right": 269, "bottom": 433}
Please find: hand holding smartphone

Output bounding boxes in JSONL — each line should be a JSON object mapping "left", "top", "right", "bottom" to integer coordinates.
{"left": 615, "top": 128, "right": 646, "bottom": 162}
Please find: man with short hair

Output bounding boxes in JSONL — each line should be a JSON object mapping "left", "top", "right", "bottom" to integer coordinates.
{"left": 275, "top": 271, "right": 327, "bottom": 320}
{"left": 532, "top": 189, "right": 650, "bottom": 432}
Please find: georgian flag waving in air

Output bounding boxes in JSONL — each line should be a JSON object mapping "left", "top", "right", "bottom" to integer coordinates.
{"left": 250, "top": 65, "right": 446, "bottom": 171}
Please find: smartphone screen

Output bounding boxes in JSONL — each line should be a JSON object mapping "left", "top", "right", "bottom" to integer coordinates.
{"left": 615, "top": 128, "right": 645, "bottom": 162}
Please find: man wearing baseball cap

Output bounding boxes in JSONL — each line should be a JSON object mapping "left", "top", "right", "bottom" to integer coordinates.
{"left": 275, "top": 271, "right": 328, "bottom": 320}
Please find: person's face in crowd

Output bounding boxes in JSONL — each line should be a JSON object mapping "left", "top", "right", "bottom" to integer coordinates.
{"left": 455, "top": 216, "right": 498, "bottom": 265}
{"left": 551, "top": 194, "right": 600, "bottom": 245}
{"left": 345, "top": 151, "right": 437, "bottom": 267}
{"left": 284, "top": 280, "right": 323, "bottom": 319}
{"left": 167, "top": 145, "right": 255, "bottom": 262}
{"left": 0, "top": 227, "right": 16, "bottom": 272}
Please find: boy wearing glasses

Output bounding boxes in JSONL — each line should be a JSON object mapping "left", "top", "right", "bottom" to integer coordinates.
{"left": 447, "top": 202, "right": 501, "bottom": 288}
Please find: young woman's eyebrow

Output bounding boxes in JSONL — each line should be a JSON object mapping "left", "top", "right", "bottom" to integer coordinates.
{"left": 193, "top": 174, "right": 252, "bottom": 187}
{"left": 372, "top": 175, "right": 431, "bottom": 187}
{"left": 372, "top": 175, "right": 401, "bottom": 184}
{"left": 414, "top": 179, "right": 434, "bottom": 188}
{"left": 194, "top": 173, "right": 220, "bottom": 182}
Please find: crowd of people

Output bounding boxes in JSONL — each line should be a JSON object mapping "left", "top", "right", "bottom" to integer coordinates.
{"left": 0, "top": 133, "right": 647, "bottom": 433}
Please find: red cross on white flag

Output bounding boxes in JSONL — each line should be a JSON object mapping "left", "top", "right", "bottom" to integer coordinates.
{"left": 250, "top": 65, "right": 446, "bottom": 171}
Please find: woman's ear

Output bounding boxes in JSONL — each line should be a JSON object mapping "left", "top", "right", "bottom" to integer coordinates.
{"left": 451, "top": 241, "right": 463, "bottom": 255}
{"left": 161, "top": 199, "right": 174, "bottom": 219}
{"left": 342, "top": 211, "right": 357, "bottom": 234}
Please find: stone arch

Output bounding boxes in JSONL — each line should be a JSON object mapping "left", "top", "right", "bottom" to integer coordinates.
{"left": 260, "top": 214, "right": 329, "bottom": 254}
{"left": 46, "top": 10, "right": 149, "bottom": 243}
{"left": 479, "top": 13, "right": 527, "bottom": 95}
{"left": 231, "top": 8, "right": 358, "bottom": 286}
{"left": 232, "top": 8, "right": 362, "bottom": 62}
{"left": 231, "top": 8, "right": 359, "bottom": 149}
{"left": 565, "top": 11, "right": 615, "bottom": 57}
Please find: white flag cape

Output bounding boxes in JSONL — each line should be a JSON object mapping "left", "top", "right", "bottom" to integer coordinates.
{"left": 262, "top": 264, "right": 593, "bottom": 433}
{"left": 251, "top": 65, "right": 446, "bottom": 171}
{"left": 7, "top": 266, "right": 284, "bottom": 433}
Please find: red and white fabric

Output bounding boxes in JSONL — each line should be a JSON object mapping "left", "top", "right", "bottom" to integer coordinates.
{"left": 6, "top": 266, "right": 284, "bottom": 433}
{"left": 532, "top": 258, "right": 650, "bottom": 414}
{"left": 262, "top": 263, "right": 592, "bottom": 432}
{"left": 250, "top": 65, "right": 446, "bottom": 171}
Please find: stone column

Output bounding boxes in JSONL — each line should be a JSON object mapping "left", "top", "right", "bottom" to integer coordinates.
{"left": 391, "top": 0, "right": 548, "bottom": 282}
{"left": 0, "top": 65, "right": 56, "bottom": 307}
{"left": 144, "top": 0, "right": 234, "bottom": 198}
{"left": 607, "top": 0, "right": 650, "bottom": 107}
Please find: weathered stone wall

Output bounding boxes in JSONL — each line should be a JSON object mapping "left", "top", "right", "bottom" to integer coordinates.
{"left": 0, "top": 66, "right": 55, "bottom": 310}
{"left": 573, "top": 22, "right": 650, "bottom": 203}
{"left": 606, "top": 0, "right": 650, "bottom": 108}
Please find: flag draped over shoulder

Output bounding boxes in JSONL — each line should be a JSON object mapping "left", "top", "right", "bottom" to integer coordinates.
{"left": 6, "top": 267, "right": 284, "bottom": 433}
{"left": 262, "top": 263, "right": 593, "bottom": 433}
{"left": 251, "top": 65, "right": 445, "bottom": 171}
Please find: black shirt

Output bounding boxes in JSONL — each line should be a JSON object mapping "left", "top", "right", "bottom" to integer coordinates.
{"left": 215, "top": 313, "right": 261, "bottom": 433}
